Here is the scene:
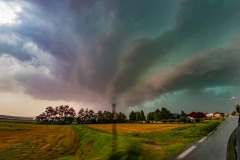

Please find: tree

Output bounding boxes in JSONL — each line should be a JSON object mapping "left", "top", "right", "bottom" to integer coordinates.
{"left": 103, "top": 110, "right": 112, "bottom": 123}
{"left": 231, "top": 110, "right": 238, "bottom": 116}
{"left": 135, "top": 111, "right": 141, "bottom": 122}
{"left": 236, "top": 104, "right": 240, "bottom": 113}
{"left": 235, "top": 104, "right": 240, "bottom": 121}
{"left": 153, "top": 107, "right": 172, "bottom": 121}
{"left": 83, "top": 108, "right": 91, "bottom": 123}
{"left": 96, "top": 110, "right": 104, "bottom": 123}
{"left": 88, "top": 109, "right": 97, "bottom": 123}
{"left": 180, "top": 117, "right": 188, "bottom": 123}
{"left": 159, "top": 107, "right": 172, "bottom": 120}
{"left": 181, "top": 110, "right": 187, "bottom": 117}
{"left": 129, "top": 111, "right": 136, "bottom": 122}
{"left": 118, "top": 112, "right": 127, "bottom": 123}
{"left": 77, "top": 108, "right": 85, "bottom": 124}
{"left": 140, "top": 110, "right": 146, "bottom": 121}
{"left": 147, "top": 112, "right": 155, "bottom": 122}
{"left": 154, "top": 109, "right": 161, "bottom": 121}
{"left": 36, "top": 105, "right": 76, "bottom": 124}
{"left": 65, "top": 106, "right": 76, "bottom": 124}
{"left": 57, "top": 105, "right": 65, "bottom": 123}
{"left": 45, "top": 106, "right": 55, "bottom": 123}
{"left": 56, "top": 105, "right": 76, "bottom": 124}
{"left": 36, "top": 112, "right": 47, "bottom": 123}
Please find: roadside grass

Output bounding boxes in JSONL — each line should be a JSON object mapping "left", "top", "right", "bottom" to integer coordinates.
{"left": 0, "top": 119, "right": 223, "bottom": 160}
{"left": 85, "top": 119, "right": 222, "bottom": 159}
{"left": 72, "top": 124, "right": 149, "bottom": 160}
{"left": 227, "top": 128, "right": 237, "bottom": 160}
{"left": 138, "top": 120, "right": 222, "bottom": 159}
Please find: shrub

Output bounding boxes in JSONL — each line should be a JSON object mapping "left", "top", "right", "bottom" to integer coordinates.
{"left": 180, "top": 117, "right": 188, "bottom": 123}
{"left": 195, "top": 118, "right": 201, "bottom": 123}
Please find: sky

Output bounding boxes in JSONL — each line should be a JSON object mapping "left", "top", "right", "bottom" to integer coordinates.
{"left": 0, "top": 0, "right": 240, "bottom": 117}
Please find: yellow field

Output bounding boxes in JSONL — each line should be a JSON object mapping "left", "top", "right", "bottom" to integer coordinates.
{"left": 0, "top": 121, "right": 79, "bottom": 160}
{"left": 85, "top": 123, "right": 192, "bottom": 133}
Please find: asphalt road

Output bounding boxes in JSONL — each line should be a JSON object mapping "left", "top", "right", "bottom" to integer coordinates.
{"left": 176, "top": 116, "right": 238, "bottom": 160}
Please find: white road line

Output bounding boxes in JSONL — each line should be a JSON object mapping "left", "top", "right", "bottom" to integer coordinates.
{"left": 198, "top": 137, "right": 207, "bottom": 143}
{"left": 208, "top": 131, "right": 213, "bottom": 136}
{"left": 176, "top": 146, "right": 196, "bottom": 159}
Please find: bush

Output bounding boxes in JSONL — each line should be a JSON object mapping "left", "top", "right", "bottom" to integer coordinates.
{"left": 109, "top": 143, "right": 144, "bottom": 160}
{"left": 195, "top": 118, "right": 200, "bottom": 123}
{"left": 180, "top": 117, "right": 188, "bottom": 123}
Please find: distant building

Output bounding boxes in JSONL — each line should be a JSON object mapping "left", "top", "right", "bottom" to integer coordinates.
{"left": 188, "top": 116, "right": 194, "bottom": 121}
{"left": 213, "top": 112, "right": 224, "bottom": 118}
{"left": 205, "top": 113, "right": 214, "bottom": 118}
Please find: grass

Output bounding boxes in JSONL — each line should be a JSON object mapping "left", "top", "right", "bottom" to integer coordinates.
{"left": 227, "top": 128, "right": 237, "bottom": 160}
{"left": 85, "top": 120, "right": 222, "bottom": 159}
{"left": 0, "top": 119, "right": 223, "bottom": 160}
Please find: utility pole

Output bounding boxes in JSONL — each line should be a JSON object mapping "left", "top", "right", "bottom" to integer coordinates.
{"left": 112, "top": 103, "right": 117, "bottom": 152}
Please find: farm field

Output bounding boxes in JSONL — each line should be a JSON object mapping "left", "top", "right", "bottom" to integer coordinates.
{"left": 0, "top": 120, "right": 79, "bottom": 160}
{"left": 0, "top": 119, "right": 223, "bottom": 160}
{"left": 84, "top": 123, "right": 193, "bottom": 133}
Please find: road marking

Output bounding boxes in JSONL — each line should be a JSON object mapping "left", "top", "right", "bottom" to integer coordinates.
{"left": 176, "top": 146, "right": 196, "bottom": 159}
{"left": 208, "top": 131, "right": 213, "bottom": 136}
{"left": 198, "top": 137, "right": 207, "bottom": 143}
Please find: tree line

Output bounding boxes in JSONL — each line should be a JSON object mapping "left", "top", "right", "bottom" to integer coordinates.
{"left": 129, "top": 107, "right": 207, "bottom": 123}
{"left": 146, "top": 107, "right": 173, "bottom": 122}
{"left": 130, "top": 107, "right": 180, "bottom": 123}
{"left": 36, "top": 105, "right": 127, "bottom": 124}
{"left": 128, "top": 108, "right": 179, "bottom": 122}
{"left": 36, "top": 105, "right": 215, "bottom": 125}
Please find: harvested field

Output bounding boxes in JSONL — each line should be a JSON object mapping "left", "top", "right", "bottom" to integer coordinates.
{"left": 0, "top": 120, "right": 79, "bottom": 160}
{"left": 85, "top": 123, "right": 192, "bottom": 133}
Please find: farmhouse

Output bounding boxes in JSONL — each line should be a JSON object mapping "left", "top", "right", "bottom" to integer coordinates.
{"left": 213, "top": 112, "right": 224, "bottom": 118}
{"left": 205, "top": 113, "right": 214, "bottom": 118}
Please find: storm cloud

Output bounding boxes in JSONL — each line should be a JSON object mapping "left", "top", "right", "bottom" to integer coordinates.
{"left": 0, "top": 0, "right": 240, "bottom": 113}
{"left": 120, "top": 48, "right": 240, "bottom": 106}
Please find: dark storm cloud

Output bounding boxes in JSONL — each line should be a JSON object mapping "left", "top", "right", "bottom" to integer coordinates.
{"left": 109, "top": 0, "right": 240, "bottom": 97}
{"left": 1, "top": 0, "right": 240, "bottom": 110}
{"left": 121, "top": 48, "right": 240, "bottom": 106}
{"left": 70, "top": 0, "right": 98, "bottom": 13}
{"left": 69, "top": 0, "right": 178, "bottom": 93}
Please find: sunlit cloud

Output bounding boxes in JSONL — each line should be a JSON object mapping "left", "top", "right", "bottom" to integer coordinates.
{"left": 0, "top": 1, "right": 22, "bottom": 25}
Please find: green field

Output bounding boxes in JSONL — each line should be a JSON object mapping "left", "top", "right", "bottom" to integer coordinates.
{"left": 0, "top": 119, "right": 223, "bottom": 160}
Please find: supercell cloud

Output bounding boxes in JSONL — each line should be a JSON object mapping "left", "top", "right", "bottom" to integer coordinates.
{"left": 0, "top": 0, "right": 240, "bottom": 114}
